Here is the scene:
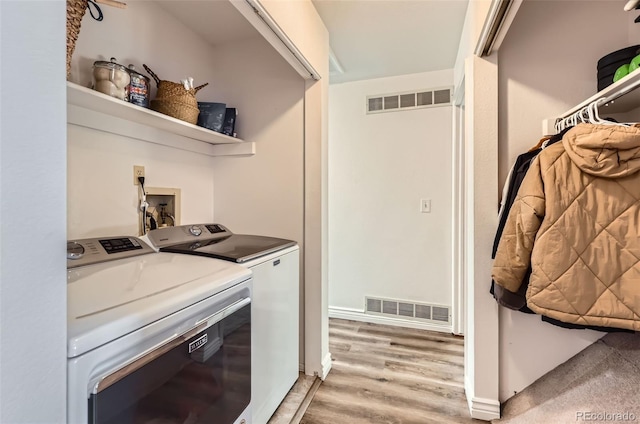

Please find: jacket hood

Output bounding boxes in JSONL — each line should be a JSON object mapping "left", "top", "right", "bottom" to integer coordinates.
{"left": 562, "top": 123, "right": 640, "bottom": 178}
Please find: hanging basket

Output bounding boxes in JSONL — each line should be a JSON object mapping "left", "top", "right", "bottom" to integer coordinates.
{"left": 66, "top": 0, "right": 126, "bottom": 80}
{"left": 143, "top": 64, "right": 209, "bottom": 125}
{"left": 66, "top": 0, "right": 89, "bottom": 79}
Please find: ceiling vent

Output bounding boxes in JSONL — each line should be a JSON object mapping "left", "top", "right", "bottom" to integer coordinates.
{"left": 366, "top": 86, "right": 452, "bottom": 114}
{"left": 365, "top": 296, "right": 450, "bottom": 324}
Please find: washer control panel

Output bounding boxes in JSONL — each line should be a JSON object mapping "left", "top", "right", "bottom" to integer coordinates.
{"left": 67, "top": 236, "right": 154, "bottom": 269}
{"left": 189, "top": 225, "right": 203, "bottom": 236}
{"left": 67, "top": 241, "right": 85, "bottom": 260}
{"left": 146, "top": 223, "right": 232, "bottom": 249}
{"left": 205, "top": 224, "right": 226, "bottom": 234}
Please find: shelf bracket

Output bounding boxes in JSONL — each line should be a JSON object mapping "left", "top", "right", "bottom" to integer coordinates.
{"left": 211, "top": 142, "right": 256, "bottom": 157}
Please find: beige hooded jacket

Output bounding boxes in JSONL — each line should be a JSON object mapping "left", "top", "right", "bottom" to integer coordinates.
{"left": 492, "top": 123, "right": 640, "bottom": 330}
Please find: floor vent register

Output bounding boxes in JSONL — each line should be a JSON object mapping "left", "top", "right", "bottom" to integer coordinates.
{"left": 365, "top": 296, "right": 450, "bottom": 324}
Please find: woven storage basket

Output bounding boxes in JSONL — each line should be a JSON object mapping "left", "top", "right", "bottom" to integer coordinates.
{"left": 67, "top": 0, "right": 89, "bottom": 79}
{"left": 143, "top": 64, "right": 208, "bottom": 125}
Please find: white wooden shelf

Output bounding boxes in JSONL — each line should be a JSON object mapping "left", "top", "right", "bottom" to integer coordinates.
{"left": 559, "top": 71, "right": 640, "bottom": 118}
{"left": 67, "top": 82, "right": 254, "bottom": 157}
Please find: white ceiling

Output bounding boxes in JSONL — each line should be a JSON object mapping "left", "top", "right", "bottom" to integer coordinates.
{"left": 157, "top": 1, "right": 258, "bottom": 46}
{"left": 312, "top": 0, "right": 469, "bottom": 84}
{"left": 157, "top": 0, "right": 468, "bottom": 85}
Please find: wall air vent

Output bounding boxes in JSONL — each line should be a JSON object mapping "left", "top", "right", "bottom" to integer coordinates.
{"left": 434, "top": 89, "right": 451, "bottom": 105}
{"left": 366, "top": 297, "right": 382, "bottom": 313}
{"left": 367, "top": 86, "right": 452, "bottom": 114}
{"left": 432, "top": 306, "right": 450, "bottom": 322}
{"left": 384, "top": 96, "right": 399, "bottom": 109}
{"left": 368, "top": 97, "right": 383, "bottom": 112}
{"left": 365, "top": 296, "right": 450, "bottom": 324}
{"left": 417, "top": 91, "right": 433, "bottom": 106}
{"left": 382, "top": 300, "right": 398, "bottom": 315}
{"left": 398, "top": 302, "right": 414, "bottom": 317}
{"left": 415, "top": 304, "right": 432, "bottom": 320}
{"left": 400, "top": 94, "right": 416, "bottom": 108}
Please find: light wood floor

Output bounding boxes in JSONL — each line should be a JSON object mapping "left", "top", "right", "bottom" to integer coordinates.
{"left": 300, "top": 319, "right": 481, "bottom": 424}
{"left": 268, "top": 374, "right": 318, "bottom": 424}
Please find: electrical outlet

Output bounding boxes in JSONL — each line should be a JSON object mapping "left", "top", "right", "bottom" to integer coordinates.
{"left": 420, "top": 199, "right": 431, "bottom": 213}
{"left": 133, "top": 165, "right": 145, "bottom": 185}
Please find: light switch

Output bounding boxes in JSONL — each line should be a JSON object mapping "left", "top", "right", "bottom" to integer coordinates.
{"left": 420, "top": 199, "right": 431, "bottom": 213}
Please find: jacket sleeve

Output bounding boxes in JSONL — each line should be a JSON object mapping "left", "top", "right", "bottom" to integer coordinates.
{"left": 492, "top": 156, "right": 546, "bottom": 293}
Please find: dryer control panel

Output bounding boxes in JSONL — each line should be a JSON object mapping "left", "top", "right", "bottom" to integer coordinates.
{"left": 67, "top": 236, "right": 154, "bottom": 269}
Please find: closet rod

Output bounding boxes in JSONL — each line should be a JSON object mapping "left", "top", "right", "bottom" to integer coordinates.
{"left": 555, "top": 71, "right": 640, "bottom": 121}
{"left": 600, "top": 77, "right": 640, "bottom": 105}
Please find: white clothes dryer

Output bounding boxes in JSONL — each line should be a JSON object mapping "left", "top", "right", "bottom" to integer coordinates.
{"left": 143, "top": 225, "right": 300, "bottom": 424}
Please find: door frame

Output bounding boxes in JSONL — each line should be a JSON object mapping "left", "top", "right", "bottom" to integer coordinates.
{"left": 451, "top": 77, "right": 466, "bottom": 336}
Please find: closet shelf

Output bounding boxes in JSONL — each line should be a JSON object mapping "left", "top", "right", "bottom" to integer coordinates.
{"left": 67, "top": 82, "right": 245, "bottom": 146}
{"left": 559, "top": 71, "right": 640, "bottom": 119}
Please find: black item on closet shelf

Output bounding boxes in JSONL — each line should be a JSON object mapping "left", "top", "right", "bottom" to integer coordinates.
{"left": 598, "top": 59, "right": 632, "bottom": 77}
{"left": 598, "top": 75, "right": 617, "bottom": 92}
{"left": 597, "top": 45, "right": 640, "bottom": 68}
{"left": 597, "top": 45, "right": 640, "bottom": 91}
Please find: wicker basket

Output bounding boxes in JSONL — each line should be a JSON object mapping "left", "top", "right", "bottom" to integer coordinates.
{"left": 143, "top": 64, "right": 208, "bottom": 125}
{"left": 67, "top": 0, "right": 89, "bottom": 79}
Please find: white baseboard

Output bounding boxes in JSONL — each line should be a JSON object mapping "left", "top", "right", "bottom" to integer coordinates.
{"left": 320, "top": 352, "right": 332, "bottom": 380}
{"left": 465, "top": 374, "right": 474, "bottom": 417}
{"left": 469, "top": 397, "right": 501, "bottom": 421}
{"left": 465, "top": 375, "right": 501, "bottom": 421}
{"left": 329, "top": 306, "right": 452, "bottom": 333}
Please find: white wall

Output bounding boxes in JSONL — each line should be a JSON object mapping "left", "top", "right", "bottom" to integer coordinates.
{"left": 0, "top": 1, "right": 67, "bottom": 422}
{"left": 328, "top": 70, "right": 454, "bottom": 323}
{"left": 67, "top": 1, "right": 248, "bottom": 238}
{"left": 70, "top": 0, "right": 221, "bottom": 101}
{"left": 496, "top": 0, "right": 635, "bottom": 402}
{"left": 68, "top": 126, "right": 217, "bottom": 238}
{"left": 212, "top": 37, "right": 304, "bottom": 241}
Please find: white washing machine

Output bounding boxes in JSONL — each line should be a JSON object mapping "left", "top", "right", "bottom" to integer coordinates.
{"left": 143, "top": 224, "right": 300, "bottom": 424}
{"left": 66, "top": 236, "right": 253, "bottom": 424}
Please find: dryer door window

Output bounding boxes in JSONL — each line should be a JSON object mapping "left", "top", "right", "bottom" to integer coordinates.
{"left": 88, "top": 301, "right": 251, "bottom": 424}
